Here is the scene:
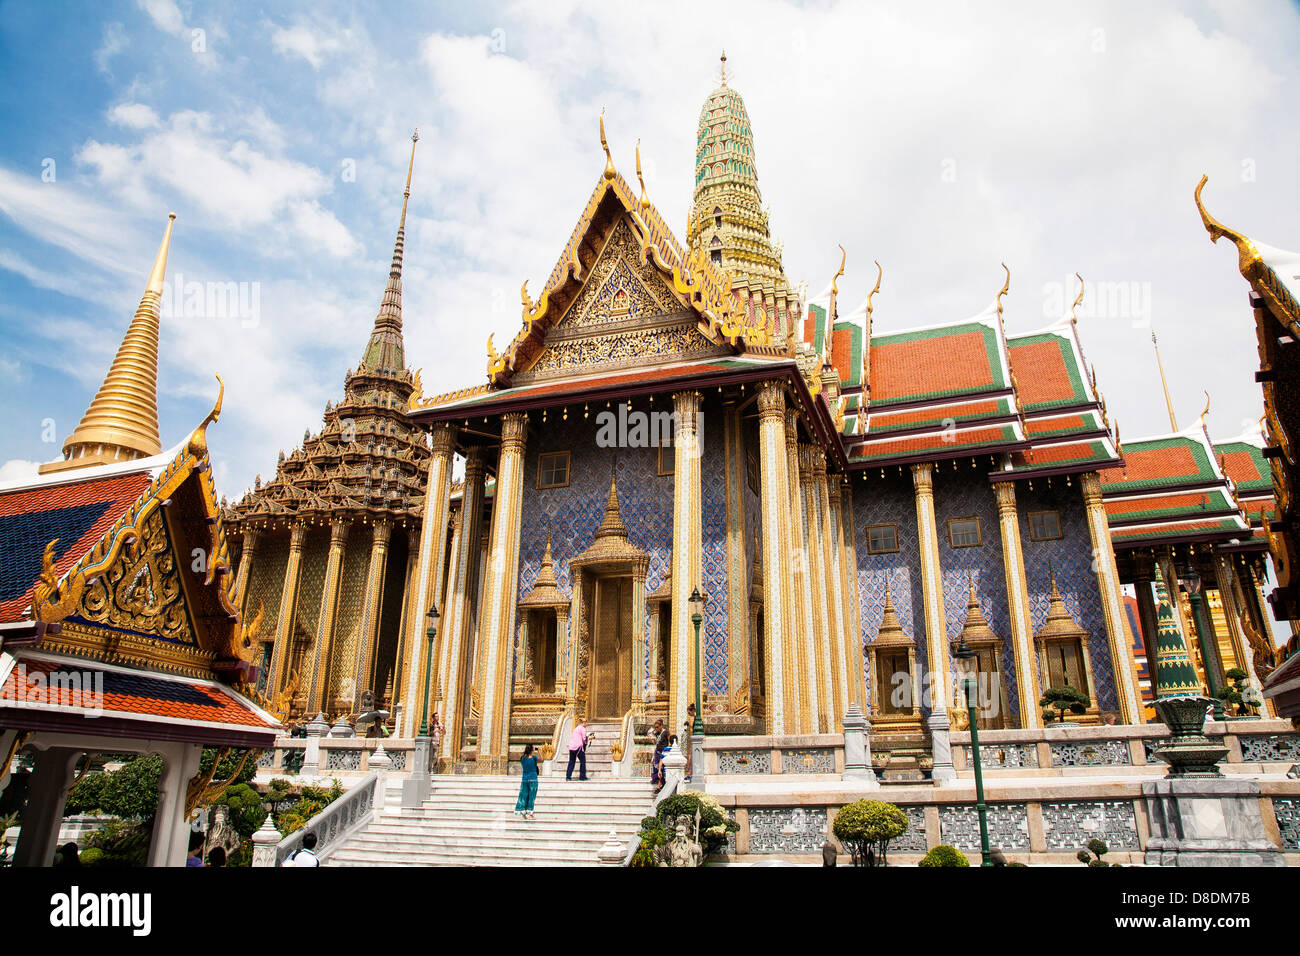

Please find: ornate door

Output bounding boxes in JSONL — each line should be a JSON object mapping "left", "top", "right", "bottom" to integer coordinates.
{"left": 592, "top": 575, "right": 633, "bottom": 719}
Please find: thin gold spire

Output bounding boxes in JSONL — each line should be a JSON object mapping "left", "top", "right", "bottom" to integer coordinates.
{"left": 41, "top": 213, "right": 174, "bottom": 474}
{"left": 599, "top": 109, "right": 615, "bottom": 181}
{"left": 720, "top": 49, "right": 728, "bottom": 87}
{"left": 1152, "top": 330, "right": 1178, "bottom": 431}
{"left": 362, "top": 130, "right": 418, "bottom": 374}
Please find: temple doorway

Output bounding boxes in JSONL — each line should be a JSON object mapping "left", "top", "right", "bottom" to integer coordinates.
{"left": 590, "top": 574, "right": 633, "bottom": 719}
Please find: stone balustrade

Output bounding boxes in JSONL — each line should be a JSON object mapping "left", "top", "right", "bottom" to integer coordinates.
{"left": 254, "top": 738, "right": 413, "bottom": 777}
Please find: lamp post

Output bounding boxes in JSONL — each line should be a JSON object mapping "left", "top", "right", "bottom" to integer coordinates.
{"left": 954, "top": 636, "right": 991, "bottom": 867}
{"left": 418, "top": 604, "right": 440, "bottom": 738}
{"left": 689, "top": 587, "right": 706, "bottom": 738}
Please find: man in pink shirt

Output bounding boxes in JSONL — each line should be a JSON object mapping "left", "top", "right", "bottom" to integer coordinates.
{"left": 566, "top": 717, "right": 591, "bottom": 781}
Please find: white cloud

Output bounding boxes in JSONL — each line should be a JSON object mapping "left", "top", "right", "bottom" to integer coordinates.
{"left": 108, "top": 102, "right": 161, "bottom": 129}
{"left": 0, "top": 459, "right": 40, "bottom": 483}
{"left": 136, "top": 0, "right": 185, "bottom": 38}
{"left": 272, "top": 21, "right": 348, "bottom": 69}
{"left": 94, "top": 22, "right": 128, "bottom": 75}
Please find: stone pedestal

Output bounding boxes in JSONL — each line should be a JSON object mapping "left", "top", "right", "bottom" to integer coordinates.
{"left": 251, "top": 816, "right": 283, "bottom": 868}
{"left": 1142, "top": 778, "right": 1284, "bottom": 867}
{"left": 401, "top": 736, "right": 432, "bottom": 809}
{"left": 658, "top": 746, "right": 687, "bottom": 807}
{"left": 597, "top": 830, "right": 626, "bottom": 865}
{"left": 926, "top": 711, "right": 957, "bottom": 785}
{"left": 842, "top": 704, "right": 879, "bottom": 788}
{"left": 300, "top": 713, "right": 330, "bottom": 777}
{"left": 690, "top": 733, "right": 706, "bottom": 790}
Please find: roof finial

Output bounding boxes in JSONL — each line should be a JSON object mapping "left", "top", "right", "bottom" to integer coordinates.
{"left": 41, "top": 212, "right": 174, "bottom": 473}
{"left": 635, "top": 139, "right": 649, "bottom": 210}
{"left": 599, "top": 108, "right": 616, "bottom": 181}
{"left": 1068, "top": 272, "right": 1084, "bottom": 325}
{"left": 1151, "top": 330, "right": 1178, "bottom": 431}
{"left": 1199, "top": 390, "right": 1211, "bottom": 426}
{"left": 831, "top": 244, "right": 847, "bottom": 296}
{"left": 865, "top": 260, "right": 883, "bottom": 321}
{"left": 1194, "top": 175, "right": 1261, "bottom": 273}
{"left": 996, "top": 262, "right": 1011, "bottom": 317}
{"left": 720, "top": 49, "right": 727, "bottom": 87}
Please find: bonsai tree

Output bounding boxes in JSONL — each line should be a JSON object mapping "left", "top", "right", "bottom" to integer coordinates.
{"left": 1219, "top": 667, "right": 1252, "bottom": 716}
{"left": 831, "top": 800, "right": 908, "bottom": 867}
{"left": 919, "top": 844, "right": 969, "bottom": 867}
{"left": 1040, "top": 685, "right": 1090, "bottom": 725}
{"left": 1077, "top": 838, "right": 1112, "bottom": 867}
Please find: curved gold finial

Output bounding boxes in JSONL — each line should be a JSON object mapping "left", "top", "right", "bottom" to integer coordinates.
{"left": 1068, "top": 272, "right": 1084, "bottom": 324}
{"left": 866, "top": 260, "right": 883, "bottom": 319}
{"left": 1199, "top": 390, "right": 1211, "bottom": 424}
{"left": 487, "top": 332, "right": 508, "bottom": 378}
{"left": 996, "top": 262, "right": 1011, "bottom": 316}
{"left": 831, "top": 244, "right": 847, "bottom": 296}
{"left": 599, "top": 108, "right": 615, "bottom": 181}
{"left": 1194, "top": 175, "right": 1260, "bottom": 271}
{"left": 187, "top": 374, "right": 224, "bottom": 457}
{"left": 635, "top": 139, "right": 649, "bottom": 210}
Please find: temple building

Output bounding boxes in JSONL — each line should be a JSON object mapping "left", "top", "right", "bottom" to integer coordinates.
{"left": 1193, "top": 177, "right": 1300, "bottom": 719}
{"left": 0, "top": 215, "right": 279, "bottom": 866}
{"left": 221, "top": 133, "right": 431, "bottom": 722}
{"left": 393, "top": 60, "right": 1153, "bottom": 773}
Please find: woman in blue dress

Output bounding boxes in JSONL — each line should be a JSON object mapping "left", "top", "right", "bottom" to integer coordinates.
{"left": 515, "top": 743, "right": 540, "bottom": 819}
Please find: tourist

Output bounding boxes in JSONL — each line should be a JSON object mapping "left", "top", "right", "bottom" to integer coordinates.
{"left": 650, "top": 718, "right": 669, "bottom": 792}
{"left": 431, "top": 712, "right": 444, "bottom": 753}
{"left": 186, "top": 832, "right": 204, "bottom": 867}
{"left": 286, "top": 831, "right": 321, "bottom": 867}
{"left": 207, "top": 846, "right": 226, "bottom": 867}
{"left": 566, "top": 716, "right": 591, "bottom": 781}
{"left": 54, "top": 841, "right": 79, "bottom": 867}
{"left": 516, "top": 743, "right": 540, "bottom": 819}
{"left": 683, "top": 704, "right": 696, "bottom": 780}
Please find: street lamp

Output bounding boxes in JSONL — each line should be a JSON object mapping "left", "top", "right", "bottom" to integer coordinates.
{"left": 418, "top": 603, "right": 440, "bottom": 738}
{"left": 689, "top": 587, "right": 706, "bottom": 738}
{"left": 954, "top": 635, "right": 991, "bottom": 867}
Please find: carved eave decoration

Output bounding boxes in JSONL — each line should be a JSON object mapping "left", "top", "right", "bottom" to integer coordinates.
{"left": 870, "top": 581, "right": 914, "bottom": 648}
{"left": 570, "top": 475, "right": 650, "bottom": 576}
{"left": 29, "top": 379, "right": 259, "bottom": 681}
{"left": 1033, "top": 570, "right": 1089, "bottom": 646}
{"left": 953, "top": 578, "right": 1001, "bottom": 649}
{"left": 519, "top": 534, "right": 570, "bottom": 609}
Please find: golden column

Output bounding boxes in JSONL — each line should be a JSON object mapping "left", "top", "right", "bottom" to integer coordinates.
{"left": 819, "top": 462, "right": 848, "bottom": 725}
{"left": 397, "top": 423, "right": 458, "bottom": 737}
{"left": 440, "top": 460, "right": 486, "bottom": 758}
{"left": 786, "top": 412, "right": 817, "bottom": 732}
{"left": 478, "top": 413, "right": 529, "bottom": 770}
{"left": 756, "top": 383, "right": 794, "bottom": 733}
{"left": 838, "top": 480, "right": 868, "bottom": 710}
{"left": 670, "top": 390, "right": 704, "bottom": 735}
{"left": 801, "top": 444, "right": 833, "bottom": 731}
{"left": 1080, "top": 472, "right": 1142, "bottom": 724}
{"left": 435, "top": 510, "right": 463, "bottom": 704}
{"left": 992, "top": 481, "right": 1041, "bottom": 729}
{"left": 232, "top": 528, "right": 260, "bottom": 616}
{"left": 268, "top": 521, "right": 308, "bottom": 698}
{"left": 307, "top": 520, "right": 350, "bottom": 713}
{"left": 723, "top": 405, "right": 751, "bottom": 716}
{"left": 911, "top": 463, "right": 957, "bottom": 783}
{"left": 349, "top": 519, "right": 392, "bottom": 704}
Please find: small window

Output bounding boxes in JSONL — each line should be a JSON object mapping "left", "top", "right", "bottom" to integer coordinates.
{"left": 948, "top": 517, "right": 982, "bottom": 548}
{"left": 711, "top": 250, "right": 722, "bottom": 264}
{"left": 867, "top": 524, "right": 898, "bottom": 554}
{"left": 1028, "top": 510, "right": 1062, "bottom": 541}
{"left": 536, "top": 451, "right": 570, "bottom": 489}
{"left": 658, "top": 440, "right": 674, "bottom": 477}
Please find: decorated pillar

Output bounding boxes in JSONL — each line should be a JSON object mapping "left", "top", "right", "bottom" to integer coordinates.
{"left": 307, "top": 519, "right": 349, "bottom": 713}
{"left": 433, "top": 510, "right": 462, "bottom": 704}
{"left": 268, "top": 520, "right": 307, "bottom": 698}
{"left": 802, "top": 444, "right": 834, "bottom": 731}
{"left": 1080, "top": 472, "right": 1143, "bottom": 724}
{"left": 819, "top": 465, "right": 848, "bottom": 724}
{"left": 724, "top": 404, "right": 751, "bottom": 716}
{"left": 439, "top": 450, "right": 485, "bottom": 758}
{"left": 670, "top": 390, "right": 704, "bottom": 735}
{"left": 478, "top": 412, "right": 528, "bottom": 770}
{"left": 348, "top": 519, "right": 391, "bottom": 708}
{"left": 911, "top": 463, "right": 955, "bottom": 783}
{"left": 839, "top": 479, "right": 868, "bottom": 710}
{"left": 1133, "top": 562, "right": 1161, "bottom": 675}
{"left": 756, "top": 382, "right": 794, "bottom": 734}
{"left": 232, "top": 528, "right": 260, "bottom": 616}
{"left": 397, "top": 422, "right": 457, "bottom": 738}
{"left": 992, "top": 481, "right": 1041, "bottom": 729}
{"left": 631, "top": 573, "right": 647, "bottom": 709}
{"left": 786, "top": 412, "right": 816, "bottom": 733}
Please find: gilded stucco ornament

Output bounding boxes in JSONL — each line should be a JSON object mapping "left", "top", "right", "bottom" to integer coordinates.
{"left": 487, "top": 333, "right": 509, "bottom": 379}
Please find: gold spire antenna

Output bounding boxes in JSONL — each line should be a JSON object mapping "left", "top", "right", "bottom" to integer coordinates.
{"left": 831, "top": 244, "right": 846, "bottom": 296}
{"left": 995, "top": 262, "right": 1011, "bottom": 317}
{"left": 41, "top": 213, "right": 175, "bottom": 474}
{"left": 400, "top": 129, "right": 419, "bottom": 231}
{"left": 600, "top": 108, "right": 615, "bottom": 181}
{"left": 720, "top": 49, "right": 727, "bottom": 87}
{"left": 865, "top": 260, "right": 883, "bottom": 320}
{"left": 1152, "top": 330, "right": 1178, "bottom": 431}
{"left": 635, "top": 139, "right": 649, "bottom": 210}
{"left": 1199, "top": 390, "right": 1211, "bottom": 425}
{"left": 1069, "top": 272, "right": 1084, "bottom": 324}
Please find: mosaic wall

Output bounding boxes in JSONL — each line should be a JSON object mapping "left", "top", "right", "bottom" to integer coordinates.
{"left": 513, "top": 406, "right": 731, "bottom": 697}
{"left": 893, "top": 804, "right": 929, "bottom": 852}
{"left": 939, "top": 802, "right": 1030, "bottom": 851}
{"left": 325, "top": 530, "right": 372, "bottom": 704}
{"left": 1041, "top": 799, "right": 1139, "bottom": 850}
{"left": 1274, "top": 798, "right": 1300, "bottom": 851}
{"left": 748, "top": 807, "right": 827, "bottom": 854}
{"left": 289, "top": 529, "right": 330, "bottom": 678}
{"left": 1016, "top": 482, "right": 1117, "bottom": 713}
{"left": 243, "top": 533, "right": 290, "bottom": 646}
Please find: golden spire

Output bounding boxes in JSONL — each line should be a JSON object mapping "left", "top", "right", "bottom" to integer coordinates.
{"left": 599, "top": 109, "right": 615, "bottom": 181}
{"left": 1151, "top": 330, "right": 1178, "bottom": 431}
{"left": 995, "top": 262, "right": 1011, "bottom": 318}
{"left": 720, "top": 49, "right": 728, "bottom": 87}
{"left": 635, "top": 139, "right": 649, "bottom": 210}
{"left": 361, "top": 130, "right": 417, "bottom": 375}
{"left": 593, "top": 472, "right": 629, "bottom": 540}
{"left": 1068, "top": 273, "right": 1084, "bottom": 325}
{"left": 42, "top": 213, "right": 174, "bottom": 474}
{"left": 1199, "top": 390, "right": 1211, "bottom": 426}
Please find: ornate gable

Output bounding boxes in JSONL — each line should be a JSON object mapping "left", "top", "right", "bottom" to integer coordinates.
{"left": 515, "top": 215, "right": 727, "bottom": 382}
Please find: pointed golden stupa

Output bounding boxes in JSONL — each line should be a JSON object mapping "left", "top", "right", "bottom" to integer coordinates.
{"left": 40, "top": 213, "right": 175, "bottom": 474}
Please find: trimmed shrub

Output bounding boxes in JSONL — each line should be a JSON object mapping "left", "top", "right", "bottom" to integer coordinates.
{"left": 216, "top": 783, "right": 268, "bottom": 837}
{"left": 655, "top": 790, "right": 738, "bottom": 856}
{"left": 832, "top": 800, "right": 908, "bottom": 867}
{"left": 919, "top": 844, "right": 970, "bottom": 867}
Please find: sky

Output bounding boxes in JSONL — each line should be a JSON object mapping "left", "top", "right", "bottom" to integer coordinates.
{"left": 1, "top": 0, "right": 1298, "bottom": 498}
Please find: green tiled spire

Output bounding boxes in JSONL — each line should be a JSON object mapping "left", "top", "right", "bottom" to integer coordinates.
{"left": 1152, "top": 573, "right": 1201, "bottom": 699}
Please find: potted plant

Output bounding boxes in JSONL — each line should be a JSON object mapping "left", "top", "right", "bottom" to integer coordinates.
{"left": 1040, "top": 685, "right": 1090, "bottom": 725}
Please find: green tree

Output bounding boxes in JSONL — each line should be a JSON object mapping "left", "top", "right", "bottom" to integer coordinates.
{"left": 1040, "top": 685, "right": 1090, "bottom": 724}
{"left": 832, "top": 800, "right": 908, "bottom": 867}
{"left": 655, "top": 790, "right": 738, "bottom": 856}
{"left": 919, "top": 844, "right": 969, "bottom": 867}
{"left": 66, "top": 754, "right": 163, "bottom": 821}
{"left": 215, "top": 783, "right": 268, "bottom": 838}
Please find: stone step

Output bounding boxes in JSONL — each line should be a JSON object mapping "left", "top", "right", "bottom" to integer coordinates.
{"left": 387, "top": 811, "right": 648, "bottom": 829}
{"left": 365, "top": 817, "right": 644, "bottom": 836}
{"left": 344, "top": 831, "right": 623, "bottom": 852}
{"left": 331, "top": 839, "right": 629, "bottom": 865}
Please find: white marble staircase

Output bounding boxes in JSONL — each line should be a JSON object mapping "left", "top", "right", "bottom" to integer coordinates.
{"left": 555, "top": 721, "right": 621, "bottom": 777}
{"left": 329, "top": 775, "right": 653, "bottom": 867}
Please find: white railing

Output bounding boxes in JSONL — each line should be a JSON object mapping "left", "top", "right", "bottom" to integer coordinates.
{"left": 268, "top": 771, "right": 382, "bottom": 866}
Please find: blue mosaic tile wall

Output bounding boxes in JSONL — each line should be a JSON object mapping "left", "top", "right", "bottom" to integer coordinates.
{"left": 511, "top": 403, "right": 731, "bottom": 697}
{"left": 1015, "top": 480, "right": 1116, "bottom": 713}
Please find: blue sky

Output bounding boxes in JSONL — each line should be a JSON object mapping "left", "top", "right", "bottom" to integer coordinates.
{"left": 2, "top": 0, "right": 1299, "bottom": 497}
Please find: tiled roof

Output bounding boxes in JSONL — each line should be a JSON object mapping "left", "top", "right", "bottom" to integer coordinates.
{"left": 0, "top": 472, "right": 152, "bottom": 624}
{"left": 848, "top": 424, "right": 1021, "bottom": 463}
{"left": 1109, "top": 517, "right": 1248, "bottom": 544}
{"left": 870, "top": 321, "right": 1004, "bottom": 406}
{"left": 1104, "top": 488, "right": 1236, "bottom": 525}
{"left": 1215, "top": 442, "right": 1272, "bottom": 494}
{"left": 1002, "top": 439, "right": 1115, "bottom": 474}
{"left": 1099, "top": 435, "right": 1218, "bottom": 493}
{"left": 1007, "top": 331, "right": 1090, "bottom": 410}
{"left": 1, "top": 653, "right": 280, "bottom": 735}
{"left": 867, "top": 398, "right": 1012, "bottom": 434}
